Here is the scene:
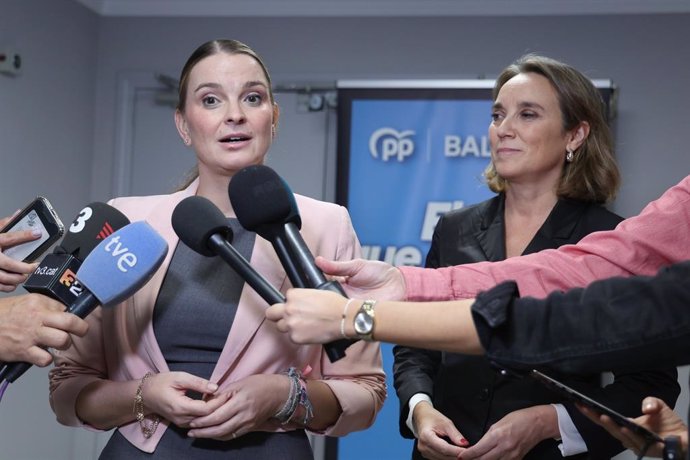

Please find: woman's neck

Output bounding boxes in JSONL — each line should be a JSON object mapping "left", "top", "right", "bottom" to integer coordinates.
{"left": 196, "top": 174, "right": 234, "bottom": 217}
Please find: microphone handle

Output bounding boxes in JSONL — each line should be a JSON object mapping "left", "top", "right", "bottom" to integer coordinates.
{"left": 284, "top": 223, "right": 329, "bottom": 287}
{"left": 316, "top": 280, "right": 359, "bottom": 362}
{"left": 0, "top": 291, "right": 101, "bottom": 384}
{"left": 272, "top": 232, "right": 309, "bottom": 288}
{"left": 66, "top": 290, "right": 101, "bottom": 318}
{"left": 282, "top": 223, "right": 359, "bottom": 362}
{"left": 209, "top": 234, "right": 286, "bottom": 305}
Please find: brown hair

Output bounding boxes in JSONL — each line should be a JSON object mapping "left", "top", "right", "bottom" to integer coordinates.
{"left": 176, "top": 39, "right": 275, "bottom": 190}
{"left": 484, "top": 54, "right": 620, "bottom": 203}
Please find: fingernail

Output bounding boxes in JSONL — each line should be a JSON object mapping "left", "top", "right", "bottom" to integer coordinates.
{"left": 460, "top": 438, "right": 469, "bottom": 446}
{"left": 31, "top": 228, "right": 42, "bottom": 237}
{"left": 207, "top": 382, "right": 218, "bottom": 391}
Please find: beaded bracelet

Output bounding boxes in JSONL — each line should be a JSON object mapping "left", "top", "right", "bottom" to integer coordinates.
{"left": 273, "top": 367, "right": 315, "bottom": 426}
{"left": 133, "top": 372, "right": 161, "bottom": 439}
{"left": 290, "top": 376, "right": 314, "bottom": 426}
{"left": 274, "top": 367, "right": 301, "bottom": 424}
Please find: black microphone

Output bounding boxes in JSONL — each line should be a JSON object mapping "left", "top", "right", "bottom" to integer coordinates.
{"left": 228, "top": 164, "right": 357, "bottom": 362}
{"left": 23, "top": 202, "right": 130, "bottom": 305}
{"left": 171, "top": 195, "right": 285, "bottom": 306}
{"left": 0, "top": 221, "right": 168, "bottom": 384}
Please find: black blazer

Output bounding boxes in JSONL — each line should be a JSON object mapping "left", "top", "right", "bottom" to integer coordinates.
{"left": 393, "top": 194, "right": 680, "bottom": 460}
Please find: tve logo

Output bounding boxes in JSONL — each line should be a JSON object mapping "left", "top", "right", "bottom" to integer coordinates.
{"left": 369, "top": 128, "right": 415, "bottom": 162}
{"left": 103, "top": 236, "right": 138, "bottom": 272}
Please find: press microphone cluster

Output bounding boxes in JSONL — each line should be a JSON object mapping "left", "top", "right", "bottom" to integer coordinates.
{"left": 229, "top": 164, "right": 358, "bottom": 362}
{"left": 0, "top": 220, "right": 168, "bottom": 384}
{"left": 23, "top": 202, "right": 130, "bottom": 305}
{"left": 0, "top": 203, "right": 130, "bottom": 380}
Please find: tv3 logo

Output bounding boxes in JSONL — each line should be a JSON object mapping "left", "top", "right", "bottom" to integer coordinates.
{"left": 59, "top": 269, "right": 84, "bottom": 296}
{"left": 69, "top": 205, "right": 115, "bottom": 239}
{"left": 369, "top": 128, "right": 415, "bottom": 162}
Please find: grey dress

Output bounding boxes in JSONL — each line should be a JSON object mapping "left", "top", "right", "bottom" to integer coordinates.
{"left": 99, "top": 220, "right": 312, "bottom": 459}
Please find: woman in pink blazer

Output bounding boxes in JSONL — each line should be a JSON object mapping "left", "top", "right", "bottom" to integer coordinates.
{"left": 49, "top": 39, "right": 385, "bottom": 459}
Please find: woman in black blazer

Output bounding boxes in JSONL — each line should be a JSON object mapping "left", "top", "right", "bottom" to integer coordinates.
{"left": 392, "top": 54, "right": 680, "bottom": 460}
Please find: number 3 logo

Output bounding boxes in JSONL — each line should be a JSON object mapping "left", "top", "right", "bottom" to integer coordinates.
{"left": 70, "top": 206, "right": 93, "bottom": 233}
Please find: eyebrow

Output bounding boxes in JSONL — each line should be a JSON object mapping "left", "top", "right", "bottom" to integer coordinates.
{"left": 492, "top": 101, "right": 546, "bottom": 111}
{"left": 193, "top": 80, "right": 268, "bottom": 93}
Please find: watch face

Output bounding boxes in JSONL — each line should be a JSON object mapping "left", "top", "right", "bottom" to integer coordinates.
{"left": 354, "top": 311, "right": 374, "bottom": 335}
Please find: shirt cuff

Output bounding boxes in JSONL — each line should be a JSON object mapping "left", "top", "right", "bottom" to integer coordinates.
{"left": 552, "top": 403, "right": 588, "bottom": 456}
{"left": 407, "top": 393, "right": 433, "bottom": 438}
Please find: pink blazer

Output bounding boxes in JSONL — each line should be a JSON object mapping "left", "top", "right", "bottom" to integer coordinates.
{"left": 49, "top": 179, "right": 385, "bottom": 453}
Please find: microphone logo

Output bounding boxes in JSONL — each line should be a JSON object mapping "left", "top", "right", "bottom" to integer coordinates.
{"left": 59, "top": 268, "right": 84, "bottom": 296}
{"left": 103, "top": 235, "right": 138, "bottom": 272}
{"left": 59, "top": 269, "right": 77, "bottom": 287}
{"left": 97, "top": 222, "right": 115, "bottom": 240}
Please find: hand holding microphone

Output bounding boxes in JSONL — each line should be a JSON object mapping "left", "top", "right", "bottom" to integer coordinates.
{"left": 0, "top": 220, "right": 168, "bottom": 384}
{"left": 228, "top": 165, "right": 358, "bottom": 362}
{"left": 0, "top": 203, "right": 130, "bottom": 379}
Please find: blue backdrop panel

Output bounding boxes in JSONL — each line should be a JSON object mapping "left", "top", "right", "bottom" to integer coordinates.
{"left": 335, "top": 83, "right": 495, "bottom": 460}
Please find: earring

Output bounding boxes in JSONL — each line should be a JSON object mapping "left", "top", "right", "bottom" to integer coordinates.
{"left": 183, "top": 137, "right": 191, "bottom": 146}
{"left": 271, "top": 125, "right": 276, "bottom": 138}
{"left": 566, "top": 149, "right": 574, "bottom": 163}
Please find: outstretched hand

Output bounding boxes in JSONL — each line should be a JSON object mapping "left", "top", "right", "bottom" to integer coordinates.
{"left": 315, "top": 256, "right": 406, "bottom": 301}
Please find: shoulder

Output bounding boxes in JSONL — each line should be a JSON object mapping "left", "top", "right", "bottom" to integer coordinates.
{"left": 437, "top": 196, "right": 499, "bottom": 231}
{"left": 108, "top": 191, "right": 183, "bottom": 222}
{"left": 294, "top": 194, "right": 348, "bottom": 219}
{"left": 578, "top": 202, "right": 624, "bottom": 227}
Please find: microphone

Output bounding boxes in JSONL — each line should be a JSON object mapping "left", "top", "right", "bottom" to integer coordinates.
{"left": 1, "top": 203, "right": 130, "bottom": 376}
{"left": 171, "top": 195, "right": 285, "bottom": 306}
{"left": 228, "top": 164, "right": 357, "bottom": 362}
{"left": 1, "top": 221, "right": 168, "bottom": 383}
{"left": 23, "top": 203, "right": 130, "bottom": 305}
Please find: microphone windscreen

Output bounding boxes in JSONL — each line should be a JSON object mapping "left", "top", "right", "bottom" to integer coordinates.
{"left": 228, "top": 165, "right": 301, "bottom": 233}
{"left": 76, "top": 221, "right": 168, "bottom": 307}
{"left": 60, "top": 202, "right": 130, "bottom": 260}
{"left": 171, "top": 196, "right": 233, "bottom": 256}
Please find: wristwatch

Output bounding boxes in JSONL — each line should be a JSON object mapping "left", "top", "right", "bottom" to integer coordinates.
{"left": 353, "top": 300, "right": 377, "bottom": 341}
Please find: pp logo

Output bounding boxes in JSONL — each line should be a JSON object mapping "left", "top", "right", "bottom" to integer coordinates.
{"left": 369, "top": 128, "right": 415, "bottom": 162}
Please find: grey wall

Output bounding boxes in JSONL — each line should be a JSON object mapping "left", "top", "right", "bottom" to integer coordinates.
{"left": 0, "top": 1, "right": 99, "bottom": 458}
{"left": 1, "top": 1, "right": 689, "bottom": 458}
{"left": 90, "top": 14, "right": 690, "bottom": 217}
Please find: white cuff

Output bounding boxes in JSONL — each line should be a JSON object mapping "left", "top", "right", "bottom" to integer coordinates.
{"left": 553, "top": 403, "right": 588, "bottom": 456}
{"left": 407, "top": 393, "right": 433, "bottom": 438}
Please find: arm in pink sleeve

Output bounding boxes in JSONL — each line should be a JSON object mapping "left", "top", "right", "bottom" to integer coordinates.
{"left": 402, "top": 175, "right": 690, "bottom": 300}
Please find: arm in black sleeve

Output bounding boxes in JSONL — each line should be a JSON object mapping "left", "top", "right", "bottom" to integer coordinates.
{"left": 392, "top": 346, "right": 442, "bottom": 438}
{"left": 472, "top": 260, "right": 690, "bottom": 374}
